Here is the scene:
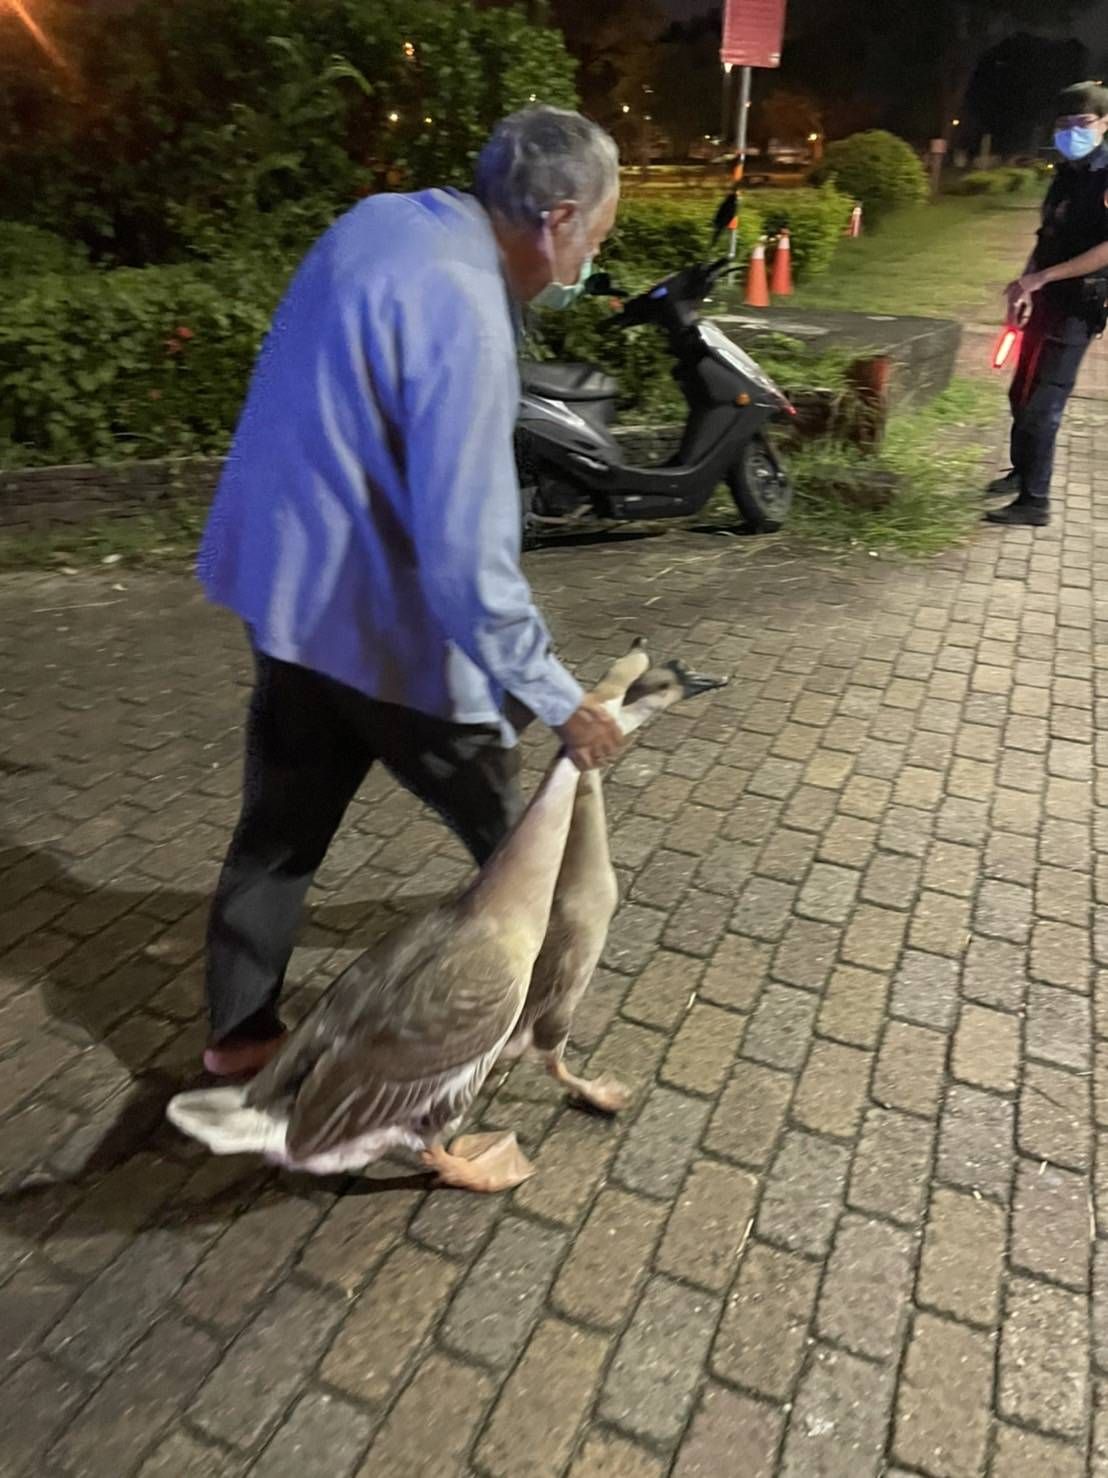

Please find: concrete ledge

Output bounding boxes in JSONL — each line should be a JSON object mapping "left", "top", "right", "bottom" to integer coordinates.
{"left": 0, "top": 458, "right": 222, "bottom": 534}
{"left": 711, "top": 305, "right": 963, "bottom": 408}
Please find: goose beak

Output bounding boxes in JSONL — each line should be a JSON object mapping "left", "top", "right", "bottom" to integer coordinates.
{"left": 667, "top": 661, "right": 729, "bottom": 699}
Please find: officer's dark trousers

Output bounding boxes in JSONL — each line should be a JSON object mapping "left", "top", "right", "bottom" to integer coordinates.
{"left": 1010, "top": 311, "right": 1094, "bottom": 504}
{"left": 205, "top": 649, "right": 523, "bottom": 1044}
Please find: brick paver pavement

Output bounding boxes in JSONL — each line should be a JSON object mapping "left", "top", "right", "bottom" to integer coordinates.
{"left": 3, "top": 382, "right": 1108, "bottom": 1475}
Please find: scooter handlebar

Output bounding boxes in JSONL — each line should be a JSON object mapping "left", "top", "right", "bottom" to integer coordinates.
{"left": 600, "top": 258, "right": 738, "bottom": 332}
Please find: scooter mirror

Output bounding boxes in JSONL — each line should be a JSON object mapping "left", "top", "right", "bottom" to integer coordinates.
{"left": 585, "top": 271, "right": 631, "bottom": 306}
{"left": 584, "top": 272, "right": 616, "bottom": 297}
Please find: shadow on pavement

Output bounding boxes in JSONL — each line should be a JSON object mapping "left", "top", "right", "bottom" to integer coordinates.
{"left": 0, "top": 833, "right": 446, "bottom": 1232}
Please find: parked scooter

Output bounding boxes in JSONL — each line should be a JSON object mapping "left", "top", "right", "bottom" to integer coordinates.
{"left": 517, "top": 252, "right": 795, "bottom": 547}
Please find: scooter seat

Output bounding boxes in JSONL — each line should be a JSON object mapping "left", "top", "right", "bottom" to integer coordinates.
{"left": 520, "top": 361, "right": 620, "bottom": 402}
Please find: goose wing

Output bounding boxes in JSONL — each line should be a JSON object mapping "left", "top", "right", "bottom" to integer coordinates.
{"left": 251, "top": 908, "right": 529, "bottom": 1161}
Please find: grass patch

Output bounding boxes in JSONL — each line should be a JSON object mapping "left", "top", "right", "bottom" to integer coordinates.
{"left": 616, "top": 189, "right": 1037, "bottom": 322}
{"left": 743, "top": 332, "right": 857, "bottom": 393}
{"left": 792, "top": 197, "right": 1036, "bottom": 320}
{"left": 0, "top": 385, "right": 1005, "bottom": 570}
{"left": 0, "top": 499, "right": 207, "bottom": 571}
{"left": 785, "top": 378, "right": 1004, "bottom": 557}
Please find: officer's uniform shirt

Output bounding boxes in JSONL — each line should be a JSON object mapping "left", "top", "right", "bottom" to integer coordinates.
{"left": 1034, "top": 144, "right": 1108, "bottom": 318}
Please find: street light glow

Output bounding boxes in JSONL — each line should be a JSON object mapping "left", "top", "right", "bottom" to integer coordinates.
{"left": 388, "top": 111, "right": 399, "bottom": 123}
{"left": 2, "top": 0, "right": 71, "bottom": 72}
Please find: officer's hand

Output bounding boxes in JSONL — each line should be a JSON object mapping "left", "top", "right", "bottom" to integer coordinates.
{"left": 1005, "top": 279, "right": 1033, "bottom": 329}
{"left": 1011, "top": 291, "right": 1034, "bottom": 328}
{"left": 556, "top": 696, "right": 625, "bottom": 772}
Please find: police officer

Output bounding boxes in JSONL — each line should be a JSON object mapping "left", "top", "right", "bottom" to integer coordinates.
{"left": 987, "top": 81, "right": 1108, "bottom": 527}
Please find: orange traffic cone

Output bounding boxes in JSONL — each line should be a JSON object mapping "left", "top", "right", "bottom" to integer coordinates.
{"left": 848, "top": 204, "right": 863, "bottom": 238}
{"left": 771, "top": 230, "right": 793, "bottom": 296}
{"left": 745, "top": 239, "right": 770, "bottom": 308}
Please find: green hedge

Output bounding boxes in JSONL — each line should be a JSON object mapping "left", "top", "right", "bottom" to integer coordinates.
{"left": 1004, "top": 167, "right": 1039, "bottom": 194}
{"left": 534, "top": 190, "right": 850, "bottom": 422}
{"left": 0, "top": 223, "right": 90, "bottom": 280}
{"left": 0, "top": 190, "right": 853, "bottom": 465}
{"left": 955, "top": 167, "right": 1038, "bottom": 196}
{"left": 0, "top": 258, "right": 286, "bottom": 467}
{"left": 957, "top": 170, "right": 1007, "bottom": 196}
{"left": 607, "top": 188, "right": 850, "bottom": 287}
{"left": 604, "top": 198, "right": 763, "bottom": 290}
{"left": 756, "top": 184, "right": 854, "bottom": 279}
{"left": 813, "top": 131, "right": 928, "bottom": 221}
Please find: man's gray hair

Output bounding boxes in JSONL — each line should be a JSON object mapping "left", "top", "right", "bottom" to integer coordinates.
{"left": 475, "top": 105, "right": 619, "bottom": 229}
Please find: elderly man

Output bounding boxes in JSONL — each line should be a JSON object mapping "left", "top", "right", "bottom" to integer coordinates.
{"left": 197, "top": 106, "right": 624, "bottom": 1078}
{"left": 988, "top": 81, "right": 1108, "bottom": 527}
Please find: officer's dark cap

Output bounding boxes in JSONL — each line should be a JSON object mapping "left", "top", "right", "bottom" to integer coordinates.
{"left": 1057, "top": 81, "right": 1108, "bottom": 119}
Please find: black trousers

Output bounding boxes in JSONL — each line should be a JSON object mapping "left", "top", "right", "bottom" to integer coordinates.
{"left": 206, "top": 650, "right": 523, "bottom": 1043}
{"left": 1009, "top": 310, "right": 1094, "bottom": 503}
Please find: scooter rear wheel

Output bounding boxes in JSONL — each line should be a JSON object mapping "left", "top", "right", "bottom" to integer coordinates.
{"left": 727, "top": 436, "right": 793, "bottom": 534}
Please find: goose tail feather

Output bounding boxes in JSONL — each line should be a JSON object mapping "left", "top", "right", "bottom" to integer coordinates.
{"left": 166, "top": 1086, "right": 287, "bottom": 1157}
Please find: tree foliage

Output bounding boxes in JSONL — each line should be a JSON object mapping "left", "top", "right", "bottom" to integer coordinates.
{"left": 785, "top": 0, "right": 1094, "bottom": 142}
{"left": 0, "top": 0, "right": 577, "bottom": 264}
{"left": 966, "top": 33, "right": 1089, "bottom": 153}
{"left": 548, "top": 0, "right": 666, "bottom": 133}
{"left": 757, "top": 90, "right": 823, "bottom": 149}
{"left": 649, "top": 20, "right": 724, "bottom": 159}
{"left": 479, "top": 0, "right": 666, "bottom": 136}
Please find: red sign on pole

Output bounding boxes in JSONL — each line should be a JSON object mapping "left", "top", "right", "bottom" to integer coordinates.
{"left": 721, "top": 0, "right": 787, "bottom": 69}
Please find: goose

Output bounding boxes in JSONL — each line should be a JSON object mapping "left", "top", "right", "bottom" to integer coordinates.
{"left": 502, "top": 653, "right": 726, "bottom": 1113}
{"left": 166, "top": 643, "right": 724, "bottom": 1193}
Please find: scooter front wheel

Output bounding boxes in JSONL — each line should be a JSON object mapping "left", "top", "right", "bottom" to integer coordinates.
{"left": 727, "top": 436, "right": 793, "bottom": 534}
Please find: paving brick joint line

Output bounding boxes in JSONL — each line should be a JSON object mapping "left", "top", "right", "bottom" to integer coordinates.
{"left": 3, "top": 372, "right": 1108, "bottom": 1475}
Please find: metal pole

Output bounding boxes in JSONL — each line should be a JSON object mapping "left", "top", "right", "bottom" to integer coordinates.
{"left": 735, "top": 64, "right": 751, "bottom": 158}
{"left": 727, "top": 66, "right": 752, "bottom": 260}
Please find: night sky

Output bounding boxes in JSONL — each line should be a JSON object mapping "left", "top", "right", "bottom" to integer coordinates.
{"left": 659, "top": 0, "right": 1108, "bottom": 63}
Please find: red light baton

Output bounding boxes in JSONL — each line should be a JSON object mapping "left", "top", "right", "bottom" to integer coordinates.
{"left": 992, "top": 327, "right": 1021, "bottom": 370}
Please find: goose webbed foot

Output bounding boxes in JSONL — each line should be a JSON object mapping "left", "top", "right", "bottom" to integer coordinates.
{"left": 422, "top": 1132, "right": 535, "bottom": 1193}
{"left": 547, "top": 1056, "right": 632, "bottom": 1115}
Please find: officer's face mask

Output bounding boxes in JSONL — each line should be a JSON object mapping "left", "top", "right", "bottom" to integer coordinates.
{"left": 1054, "top": 123, "right": 1103, "bottom": 161}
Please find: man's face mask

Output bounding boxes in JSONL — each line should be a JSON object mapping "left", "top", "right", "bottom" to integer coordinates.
{"left": 1054, "top": 123, "right": 1103, "bottom": 161}
{"left": 533, "top": 255, "right": 594, "bottom": 311}
{"left": 532, "top": 200, "right": 613, "bottom": 310}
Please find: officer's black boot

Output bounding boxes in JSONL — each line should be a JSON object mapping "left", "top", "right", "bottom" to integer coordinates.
{"left": 984, "top": 496, "right": 1050, "bottom": 528}
{"left": 985, "top": 469, "right": 1022, "bottom": 499}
